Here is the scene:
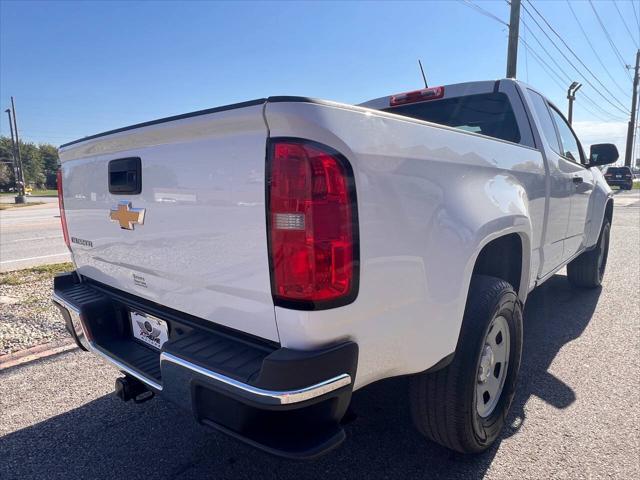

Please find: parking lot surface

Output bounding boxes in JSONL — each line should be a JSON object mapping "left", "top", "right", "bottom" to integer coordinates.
{"left": 0, "top": 191, "right": 638, "bottom": 480}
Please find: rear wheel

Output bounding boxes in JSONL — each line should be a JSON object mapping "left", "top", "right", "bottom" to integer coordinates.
{"left": 409, "top": 275, "right": 523, "bottom": 453}
{"left": 567, "top": 217, "right": 610, "bottom": 288}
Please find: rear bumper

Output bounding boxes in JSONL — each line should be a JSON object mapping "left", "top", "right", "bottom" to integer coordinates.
{"left": 605, "top": 179, "right": 633, "bottom": 187}
{"left": 52, "top": 272, "right": 357, "bottom": 459}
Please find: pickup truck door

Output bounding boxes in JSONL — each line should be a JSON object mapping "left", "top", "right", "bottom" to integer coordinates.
{"left": 547, "top": 106, "right": 595, "bottom": 259}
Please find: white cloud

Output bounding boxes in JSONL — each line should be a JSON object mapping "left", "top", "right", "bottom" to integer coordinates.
{"left": 572, "top": 121, "right": 630, "bottom": 165}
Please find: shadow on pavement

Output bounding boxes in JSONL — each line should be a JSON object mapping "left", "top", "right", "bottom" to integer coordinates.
{"left": 0, "top": 275, "right": 601, "bottom": 480}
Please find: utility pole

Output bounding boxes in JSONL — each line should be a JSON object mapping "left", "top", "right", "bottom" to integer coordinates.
{"left": 506, "top": 0, "right": 521, "bottom": 78}
{"left": 10, "top": 96, "right": 26, "bottom": 201}
{"left": 567, "top": 82, "right": 582, "bottom": 125}
{"left": 625, "top": 50, "right": 640, "bottom": 167}
{"left": 4, "top": 109, "right": 19, "bottom": 189}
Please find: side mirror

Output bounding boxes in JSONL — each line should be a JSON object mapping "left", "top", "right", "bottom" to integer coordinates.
{"left": 589, "top": 143, "right": 619, "bottom": 166}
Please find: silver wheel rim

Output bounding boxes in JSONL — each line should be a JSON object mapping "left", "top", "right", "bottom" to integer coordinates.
{"left": 476, "top": 315, "right": 510, "bottom": 418}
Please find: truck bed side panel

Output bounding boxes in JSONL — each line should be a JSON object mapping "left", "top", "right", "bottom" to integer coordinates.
{"left": 265, "top": 100, "right": 546, "bottom": 389}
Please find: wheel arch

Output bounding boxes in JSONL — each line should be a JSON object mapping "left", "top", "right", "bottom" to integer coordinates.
{"left": 471, "top": 232, "right": 528, "bottom": 303}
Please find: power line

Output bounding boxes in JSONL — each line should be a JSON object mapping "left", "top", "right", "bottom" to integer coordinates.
{"left": 524, "top": 0, "right": 630, "bottom": 111}
{"left": 523, "top": 13, "right": 529, "bottom": 82}
{"left": 520, "top": 17, "right": 628, "bottom": 120}
{"left": 567, "top": 0, "right": 631, "bottom": 100}
{"left": 464, "top": 0, "right": 629, "bottom": 122}
{"left": 574, "top": 97, "right": 626, "bottom": 125}
{"left": 519, "top": 32, "right": 627, "bottom": 121}
{"left": 519, "top": 35, "right": 627, "bottom": 122}
{"left": 519, "top": 37, "right": 569, "bottom": 87}
{"left": 587, "top": 0, "right": 633, "bottom": 82}
{"left": 459, "top": 0, "right": 509, "bottom": 27}
{"left": 632, "top": 0, "right": 640, "bottom": 33}
{"left": 613, "top": 0, "right": 639, "bottom": 49}
{"left": 521, "top": 0, "right": 630, "bottom": 115}
{"left": 521, "top": 20, "right": 573, "bottom": 83}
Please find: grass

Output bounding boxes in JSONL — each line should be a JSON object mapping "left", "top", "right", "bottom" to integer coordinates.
{"left": 25, "top": 263, "right": 74, "bottom": 275}
{"left": 0, "top": 262, "right": 73, "bottom": 286}
{"left": 0, "top": 202, "right": 45, "bottom": 210}
{"left": 0, "top": 274, "right": 22, "bottom": 286}
{"left": 31, "top": 189, "right": 58, "bottom": 197}
{"left": 0, "top": 189, "right": 57, "bottom": 197}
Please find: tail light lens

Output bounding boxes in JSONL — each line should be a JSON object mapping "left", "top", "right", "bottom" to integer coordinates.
{"left": 267, "top": 139, "right": 358, "bottom": 309}
{"left": 57, "top": 169, "right": 70, "bottom": 249}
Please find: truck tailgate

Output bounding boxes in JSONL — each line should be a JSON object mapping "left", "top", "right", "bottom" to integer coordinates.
{"left": 58, "top": 101, "right": 279, "bottom": 342}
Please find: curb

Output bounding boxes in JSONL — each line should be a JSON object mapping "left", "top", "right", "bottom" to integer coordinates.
{"left": 0, "top": 339, "right": 77, "bottom": 371}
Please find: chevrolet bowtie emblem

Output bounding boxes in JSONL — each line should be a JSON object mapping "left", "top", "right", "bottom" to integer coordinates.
{"left": 110, "top": 201, "right": 146, "bottom": 230}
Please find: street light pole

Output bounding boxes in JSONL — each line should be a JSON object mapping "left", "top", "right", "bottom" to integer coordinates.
{"left": 4, "top": 109, "right": 19, "bottom": 191}
{"left": 567, "top": 82, "right": 582, "bottom": 125}
{"left": 10, "top": 96, "right": 26, "bottom": 201}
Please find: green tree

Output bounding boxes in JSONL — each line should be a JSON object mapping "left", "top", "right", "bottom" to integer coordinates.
{"left": 20, "top": 141, "right": 45, "bottom": 188}
{"left": 0, "top": 137, "right": 16, "bottom": 190}
{"left": 0, "top": 136, "right": 59, "bottom": 189}
{"left": 39, "top": 143, "right": 60, "bottom": 188}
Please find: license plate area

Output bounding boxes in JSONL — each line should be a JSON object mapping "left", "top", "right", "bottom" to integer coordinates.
{"left": 130, "top": 311, "right": 169, "bottom": 350}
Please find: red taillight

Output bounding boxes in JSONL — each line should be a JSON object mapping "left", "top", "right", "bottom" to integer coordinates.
{"left": 267, "top": 139, "right": 358, "bottom": 309}
{"left": 57, "top": 169, "right": 70, "bottom": 249}
{"left": 390, "top": 86, "right": 444, "bottom": 106}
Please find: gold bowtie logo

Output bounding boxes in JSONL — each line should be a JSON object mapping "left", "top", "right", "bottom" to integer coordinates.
{"left": 110, "top": 201, "right": 146, "bottom": 230}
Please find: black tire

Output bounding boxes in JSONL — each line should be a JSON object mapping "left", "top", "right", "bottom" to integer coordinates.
{"left": 567, "top": 217, "right": 611, "bottom": 288}
{"left": 409, "top": 275, "right": 523, "bottom": 453}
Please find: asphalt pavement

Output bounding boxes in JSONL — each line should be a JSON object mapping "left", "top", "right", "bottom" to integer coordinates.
{"left": 0, "top": 190, "right": 638, "bottom": 480}
{"left": 0, "top": 199, "right": 71, "bottom": 272}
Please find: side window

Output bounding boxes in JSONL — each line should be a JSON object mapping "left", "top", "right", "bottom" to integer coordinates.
{"left": 527, "top": 90, "right": 562, "bottom": 154}
{"left": 548, "top": 107, "right": 583, "bottom": 164}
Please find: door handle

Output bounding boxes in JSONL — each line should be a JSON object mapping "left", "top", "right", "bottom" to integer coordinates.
{"left": 572, "top": 176, "right": 583, "bottom": 184}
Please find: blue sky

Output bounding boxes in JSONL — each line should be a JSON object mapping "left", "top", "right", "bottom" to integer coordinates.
{"left": 0, "top": 0, "right": 637, "bottom": 159}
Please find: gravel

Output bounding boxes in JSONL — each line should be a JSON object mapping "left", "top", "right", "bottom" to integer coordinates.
{"left": 0, "top": 263, "right": 73, "bottom": 355}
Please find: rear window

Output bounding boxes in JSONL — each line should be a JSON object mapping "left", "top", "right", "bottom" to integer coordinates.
{"left": 383, "top": 92, "right": 521, "bottom": 144}
{"left": 605, "top": 167, "right": 631, "bottom": 174}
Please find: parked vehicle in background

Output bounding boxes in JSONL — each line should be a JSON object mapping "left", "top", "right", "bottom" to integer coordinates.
{"left": 603, "top": 166, "right": 633, "bottom": 190}
{"left": 52, "top": 79, "right": 618, "bottom": 459}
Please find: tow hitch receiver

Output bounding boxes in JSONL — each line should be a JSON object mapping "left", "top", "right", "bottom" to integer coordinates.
{"left": 115, "top": 376, "right": 154, "bottom": 404}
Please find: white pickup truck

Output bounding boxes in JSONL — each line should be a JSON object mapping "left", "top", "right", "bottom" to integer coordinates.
{"left": 53, "top": 79, "right": 618, "bottom": 458}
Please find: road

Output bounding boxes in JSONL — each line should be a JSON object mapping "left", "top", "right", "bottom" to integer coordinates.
{"left": 0, "top": 200, "right": 71, "bottom": 272}
{"left": 0, "top": 191, "right": 638, "bottom": 480}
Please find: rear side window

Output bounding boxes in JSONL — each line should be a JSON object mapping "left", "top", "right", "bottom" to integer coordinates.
{"left": 606, "top": 167, "right": 631, "bottom": 174}
{"left": 528, "top": 90, "right": 561, "bottom": 153}
{"left": 384, "top": 92, "right": 521, "bottom": 144}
